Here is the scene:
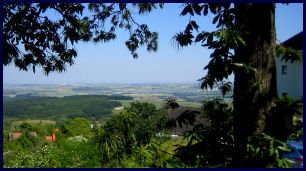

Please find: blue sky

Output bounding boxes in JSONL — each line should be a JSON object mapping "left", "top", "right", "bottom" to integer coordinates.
{"left": 3, "top": 3, "right": 303, "bottom": 84}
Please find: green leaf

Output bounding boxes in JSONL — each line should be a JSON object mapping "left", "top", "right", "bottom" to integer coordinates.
{"left": 237, "top": 36, "right": 246, "bottom": 46}
{"left": 185, "top": 23, "right": 193, "bottom": 32}
{"left": 195, "top": 32, "right": 208, "bottom": 43}
{"left": 203, "top": 5, "right": 208, "bottom": 16}
{"left": 190, "top": 20, "right": 199, "bottom": 31}
{"left": 277, "top": 146, "right": 291, "bottom": 152}
{"left": 207, "top": 34, "right": 213, "bottom": 44}
{"left": 189, "top": 5, "right": 194, "bottom": 16}
{"left": 192, "top": 4, "right": 202, "bottom": 15}
{"left": 255, "top": 147, "right": 260, "bottom": 154}
{"left": 213, "top": 14, "right": 220, "bottom": 24}
{"left": 216, "top": 21, "right": 222, "bottom": 28}
{"left": 181, "top": 5, "right": 193, "bottom": 16}
{"left": 209, "top": 4, "right": 217, "bottom": 14}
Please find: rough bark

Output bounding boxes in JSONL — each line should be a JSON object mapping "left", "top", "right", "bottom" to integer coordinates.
{"left": 233, "top": 4, "right": 277, "bottom": 166}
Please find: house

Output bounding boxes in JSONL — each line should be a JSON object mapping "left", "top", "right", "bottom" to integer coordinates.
{"left": 45, "top": 128, "right": 60, "bottom": 142}
{"left": 276, "top": 31, "right": 303, "bottom": 99}
{"left": 8, "top": 132, "right": 37, "bottom": 141}
{"left": 8, "top": 132, "right": 23, "bottom": 141}
{"left": 166, "top": 106, "right": 210, "bottom": 136}
{"left": 45, "top": 135, "right": 54, "bottom": 142}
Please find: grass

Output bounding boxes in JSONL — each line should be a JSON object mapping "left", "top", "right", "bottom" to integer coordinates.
{"left": 177, "top": 101, "right": 202, "bottom": 108}
{"left": 115, "top": 100, "right": 136, "bottom": 107}
{"left": 12, "top": 119, "right": 56, "bottom": 128}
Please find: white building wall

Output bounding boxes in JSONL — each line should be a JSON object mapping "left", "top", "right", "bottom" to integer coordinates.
{"left": 276, "top": 56, "right": 303, "bottom": 99}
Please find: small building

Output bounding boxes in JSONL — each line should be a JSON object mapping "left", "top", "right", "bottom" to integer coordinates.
{"left": 8, "top": 132, "right": 37, "bottom": 141}
{"left": 276, "top": 31, "right": 303, "bottom": 99}
{"left": 8, "top": 132, "right": 23, "bottom": 141}
{"left": 167, "top": 106, "right": 210, "bottom": 136}
{"left": 45, "top": 128, "right": 60, "bottom": 142}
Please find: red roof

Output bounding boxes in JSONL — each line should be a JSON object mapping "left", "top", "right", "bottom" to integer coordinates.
{"left": 13, "top": 132, "right": 23, "bottom": 137}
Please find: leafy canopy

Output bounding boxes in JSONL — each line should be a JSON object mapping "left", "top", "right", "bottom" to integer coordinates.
{"left": 3, "top": 3, "right": 163, "bottom": 74}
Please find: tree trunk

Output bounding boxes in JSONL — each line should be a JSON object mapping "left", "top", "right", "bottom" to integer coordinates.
{"left": 233, "top": 4, "right": 277, "bottom": 166}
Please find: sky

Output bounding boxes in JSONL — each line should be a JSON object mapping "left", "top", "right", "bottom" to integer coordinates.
{"left": 3, "top": 3, "right": 304, "bottom": 84}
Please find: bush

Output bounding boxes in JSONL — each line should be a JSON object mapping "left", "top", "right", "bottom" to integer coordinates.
{"left": 245, "top": 133, "right": 291, "bottom": 168}
{"left": 174, "top": 99, "right": 234, "bottom": 167}
{"left": 61, "top": 117, "right": 93, "bottom": 138}
{"left": 5, "top": 139, "right": 101, "bottom": 168}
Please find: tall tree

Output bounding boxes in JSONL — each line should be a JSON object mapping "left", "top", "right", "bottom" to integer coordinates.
{"left": 173, "top": 3, "right": 278, "bottom": 166}
{"left": 232, "top": 4, "right": 277, "bottom": 166}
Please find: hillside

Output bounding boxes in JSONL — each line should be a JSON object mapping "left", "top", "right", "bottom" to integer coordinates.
{"left": 3, "top": 95, "right": 132, "bottom": 120}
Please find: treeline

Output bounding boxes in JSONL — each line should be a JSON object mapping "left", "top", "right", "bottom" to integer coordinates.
{"left": 3, "top": 95, "right": 132, "bottom": 120}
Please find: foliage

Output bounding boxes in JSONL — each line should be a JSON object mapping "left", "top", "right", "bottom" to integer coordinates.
{"left": 163, "top": 96, "right": 180, "bottom": 109}
{"left": 16, "top": 133, "right": 38, "bottom": 149}
{"left": 4, "top": 95, "right": 125, "bottom": 120}
{"left": 4, "top": 97, "right": 300, "bottom": 168}
{"left": 3, "top": 120, "right": 52, "bottom": 155}
{"left": 276, "top": 45, "right": 303, "bottom": 63}
{"left": 103, "top": 101, "right": 168, "bottom": 152}
{"left": 19, "top": 122, "right": 36, "bottom": 132}
{"left": 288, "top": 116, "right": 303, "bottom": 140}
{"left": 274, "top": 96, "right": 303, "bottom": 116}
{"left": 172, "top": 3, "right": 245, "bottom": 90}
{"left": 217, "top": 80, "right": 232, "bottom": 98}
{"left": 245, "top": 133, "right": 291, "bottom": 168}
{"left": 127, "top": 101, "right": 168, "bottom": 144}
{"left": 4, "top": 132, "right": 38, "bottom": 154}
{"left": 173, "top": 3, "right": 301, "bottom": 168}
{"left": 5, "top": 139, "right": 101, "bottom": 168}
{"left": 94, "top": 101, "right": 172, "bottom": 167}
{"left": 93, "top": 128, "right": 124, "bottom": 164}
{"left": 3, "top": 3, "right": 163, "bottom": 74}
{"left": 202, "top": 99, "right": 233, "bottom": 133}
{"left": 174, "top": 99, "right": 234, "bottom": 167}
{"left": 120, "top": 138, "right": 185, "bottom": 168}
{"left": 267, "top": 96, "right": 303, "bottom": 140}
{"left": 288, "top": 128, "right": 303, "bottom": 140}
{"left": 61, "top": 117, "right": 92, "bottom": 137}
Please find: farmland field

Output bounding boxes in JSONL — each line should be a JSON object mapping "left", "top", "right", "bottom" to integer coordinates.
{"left": 12, "top": 119, "right": 56, "bottom": 126}
{"left": 3, "top": 83, "right": 231, "bottom": 121}
{"left": 3, "top": 83, "right": 229, "bottom": 103}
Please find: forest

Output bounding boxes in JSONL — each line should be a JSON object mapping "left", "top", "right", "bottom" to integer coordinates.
{"left": 3, "top": 95, "right": 132, "bottom": 120}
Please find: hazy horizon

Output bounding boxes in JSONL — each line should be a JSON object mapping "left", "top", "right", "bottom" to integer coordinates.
{"left": 3, "top": 81, "right": 203, "bottom": 85}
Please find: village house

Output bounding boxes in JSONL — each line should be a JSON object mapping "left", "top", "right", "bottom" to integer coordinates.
{"left": 45, "top": 128, "right": 60, "bottom": 142}
{"left": 276, "top": 31, "right": 303, "bottom": 99}
{"left": 166, "top": 106, "right": 210, "bottom": 136}
{"left": 8, "top": 132, "right": 37, "bottom": 141}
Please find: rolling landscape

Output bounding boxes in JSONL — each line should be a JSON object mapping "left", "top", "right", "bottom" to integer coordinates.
{"left": 3, "top": 83, "right": 230, "bottom": 168}
{"left": 3, "top": 3, "right": 302, "bottom": 168}
{"left": 3, "top": 83, "right": 229, "bottom": 121}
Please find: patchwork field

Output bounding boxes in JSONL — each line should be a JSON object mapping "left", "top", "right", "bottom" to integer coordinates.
{"left": 3, "top": 83, "right": 231, "bottom": 119}
{"left": 12, "top": 120, "right": 56, "bottom": 126}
